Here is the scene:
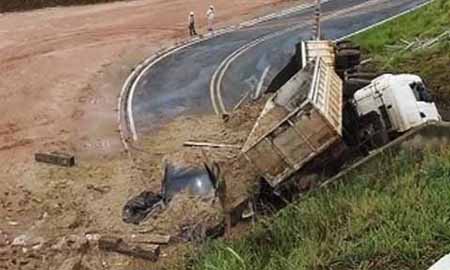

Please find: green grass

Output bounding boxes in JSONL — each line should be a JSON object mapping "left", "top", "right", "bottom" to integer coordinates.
{"left": 351, "top": 0, "right": 450, "bottom": 68}
{"left": 352, "top": 0, "right": 450, "bottom": 116}
{"left": 191, "top": 148, "right": 450, "bottom": 270}
{"left": 189, "top": 2, "right": 450, "bottom": 269}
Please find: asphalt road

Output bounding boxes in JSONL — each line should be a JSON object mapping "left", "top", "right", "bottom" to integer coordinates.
{"left": 129, "top": 0, "right": 429, "bottom": 137}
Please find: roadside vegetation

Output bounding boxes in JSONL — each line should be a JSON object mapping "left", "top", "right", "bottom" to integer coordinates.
{"left": 352, "top": 0, "right": 450, "bottom": 119}
{"left": 0, "top": 0, "right": 126, "bottom": 12}
{"left": 191, "top": 148, "right": 450, "bottom": 270}
{"left": 189, "top": 1, "right": 450, "bottom": 269}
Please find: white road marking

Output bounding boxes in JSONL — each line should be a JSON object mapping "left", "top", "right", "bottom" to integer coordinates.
{"left": 254, "top": 65, "right": 271, "bottom": 100}
{"left": 124, "top": 0, "right": 433, "bottom": 142}
{"left": 127, "top": 40, "right": 205, "bottom": 141}
{"left": 337, "top": 0, "right": 433, "bottom": 41}
{"left": 211, "top": 0, "right": 432, "bottom": 115}
{"left": 211, "top": 23, "right": 309, "bottom": 114}
{"left": 124, "top": 1, "right": 322, "bottom": 142}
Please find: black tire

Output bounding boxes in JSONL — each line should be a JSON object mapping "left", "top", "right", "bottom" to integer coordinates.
{"left": 358, "top": 111, "right": 389, "bottom": 152}
{"left": 336, "top": 48, "right": 361, "bottom": 70}
{"left": 336, "top": 40, "right": 360, "bottom": 51}
{"left": 346, "top": 71, "right": 378, "bottom": 81}
{"left": 371, "top": 114, "right": 389, "bottom": 148}
{"left": 343, "top": 78, "right": 371, "bottom": 99}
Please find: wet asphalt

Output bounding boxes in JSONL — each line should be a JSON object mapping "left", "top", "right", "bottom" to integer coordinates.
{"left": 131, "top": 0, "right": 429, "bottom": 135}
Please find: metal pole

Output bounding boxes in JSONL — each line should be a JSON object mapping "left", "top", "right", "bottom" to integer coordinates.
{"left": 313, "top": 0, "right": 321, "bottom": 40}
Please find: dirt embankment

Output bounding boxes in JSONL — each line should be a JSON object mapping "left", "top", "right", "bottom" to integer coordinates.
{"left": 0, "top": 0, "right": 127, "bottom": 13}
{"left": 134, "top": 99, "right": 266, "bottom": 193}
{"left": 0, "top": 0, "right": 303, "bottom": 269}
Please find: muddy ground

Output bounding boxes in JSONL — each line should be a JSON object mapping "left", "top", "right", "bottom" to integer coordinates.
{"left": 0, "top": 0, "right": 307, "bottom": 269}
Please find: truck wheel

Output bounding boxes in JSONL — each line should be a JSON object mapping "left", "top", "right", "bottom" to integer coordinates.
{"left": 343, "top": 78, "right": 371, "bottom": 99}
{"left": 336, "top": 40, "right": 360, "bottom": 51}
{"left": 346, "top": 72, "right": 378, "bottom": 81}
{"left": 370, "top": 113, "right": 389, "bottom": 148}
{"left": 359, "top": 111, "right": 389, "bottom": 152}
{"left": 336, "top": 49, "right": 361, "bottom": 71}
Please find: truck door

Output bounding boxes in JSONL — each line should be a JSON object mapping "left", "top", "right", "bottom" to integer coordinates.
{"left": 373, "top": 80, "right": 395, "bottom": 132}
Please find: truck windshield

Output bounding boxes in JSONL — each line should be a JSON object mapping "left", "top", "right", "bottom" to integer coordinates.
{"left": 410, "top": 82, "right": 433, "bottom": 103}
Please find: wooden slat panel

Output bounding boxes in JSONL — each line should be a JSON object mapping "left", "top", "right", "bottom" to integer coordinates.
{"left": 246, "top": 139, "right": 288, "bottom": 178}
{"left": 273, "top": 126, "right": 313, "bottom": 166}
{"left": 293, "top": 108, "right": 334, "bottom": 149}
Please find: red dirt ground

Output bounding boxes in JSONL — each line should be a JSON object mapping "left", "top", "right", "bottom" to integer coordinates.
{"left": 0, "top": 0, "right": 310, "bottom": 269}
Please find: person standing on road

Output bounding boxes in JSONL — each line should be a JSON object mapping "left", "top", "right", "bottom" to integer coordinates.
{"left": 206, "top": 5, "right": 215, "bottom": 32}
{"left": 188, "top": 11, "right": 197, "bottom": 37}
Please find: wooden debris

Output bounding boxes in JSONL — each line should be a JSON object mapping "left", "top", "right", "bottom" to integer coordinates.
{"left": 233, "top": 91, "right": 250, "bottom": 112}
{"left": 130, "top": 234, "right": 171, "bottom": 245}
{"left": 57, "top": 256, "right": 83, "bottom": 270}
{"left": 183, "top": 141, "right": 241, "bottom": 149}
{"left": 98, "top": 236, "right": 160, "bottom": 261}
{"left": 35, "top": 152, "right": 75, "bottom": 167}
{"left": 386, "top": 31, "right": 450, "bottom": 53}
{"left": 359, "top": 58, "right": 372, "bottom": 65}
{"left": 400, "top": 38, "right": 412, "bottom": 46}
{"left": 221, "top": 113, "right": 231, "bottom": 122}
{"left": 417, "top": 31, "right": 450, "bottom": 50}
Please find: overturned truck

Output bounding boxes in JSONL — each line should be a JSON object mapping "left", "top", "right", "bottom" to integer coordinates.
{"left": 220, "top": 39, "right": 443, "bottom": 224}
{"left": 221, "top": 48, "right": 345, "bottom": 221}
{"left": 123, "top": 40, "right": 444, "bottom": 244}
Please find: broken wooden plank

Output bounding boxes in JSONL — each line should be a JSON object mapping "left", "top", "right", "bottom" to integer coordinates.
{"left": 35, "top": 152, "right": 75, "bottom": 167}
{"left": 183, "top": 141, "right": 241, "bottom": 149}
{"left": 98, "top": 236, "right": 159, "bottom": 261}
{"left": 418, "top": 31, "right": 450, "bottom": 50}
{"left": 359, "top": 58, "right": 372, "bottom": 66}
{"left": 233, "top": 91, "right": 250, "bottom": 112}
{"left": 400, "top": 38, "right": 412, "bottom": 45}
{"left": 130, "top": 234, "right": 171, "bottom": 245}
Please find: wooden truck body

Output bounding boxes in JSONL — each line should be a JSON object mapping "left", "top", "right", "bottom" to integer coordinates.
{"left": 241, "top": 56, "right": 343, "bottom": 187}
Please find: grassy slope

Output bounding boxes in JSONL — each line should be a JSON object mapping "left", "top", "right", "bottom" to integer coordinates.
{"left": 190, "top": 1, "right": 450, "bottom": 269}
{"left": 192, "top": 149, "right": 450, "bottom": 270}
{"left": 352, "top": 0, "right": 450, "bottom": 118}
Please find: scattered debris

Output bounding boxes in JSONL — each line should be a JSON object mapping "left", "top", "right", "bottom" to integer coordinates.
{"left": 233, "top": 91, "right": 251, "bottom": 112}
{"left": 98, "top": 236, "right": 160, "bottom": 261}
{"left": 359, "top": 58, "right": 372, "bottom": 65}
{"left": 385, "top": 31, "right": 450, "bottom": 52}
{"left": 123, "top": 155, "right": 219, "bottom": 226}
{"left": 0, "top": 230, "right": 9, "bottom": 247}
{"left": 85, "top": 233, "right": 101, "bottom": 244}
{"left": 11, "top": 234, "right": 45, "bottom": 249}
{"left": 35, "top": 152, "right": 75, "bottom": 167}
{"left": 138, "top": 192, "right": 222, "bottom": 240}
{"left": 11, "top": 235, "right": 28, "bottom": 246}
{"left": 183, "top": 141, "right": 241, "bottom": 149}
{"left": 65, "top": 234, "right": 89, "bottom": 252}
{"left": 122, "top": 191, "right": 164, "bottom": 225}
{"left": 51, "top": 234, "right": 89, "bottom": 252}
{"left": 130, "top": 234, "right": 171, "bottom": 245}
{"left": 86, "top": 184, "right": 111, "bottom": 194}
{"left": 57, "top": 256, "right": 83, "bottom": 270}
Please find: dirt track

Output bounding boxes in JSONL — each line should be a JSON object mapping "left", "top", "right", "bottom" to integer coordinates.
{"left": 0, "top": 0, "right": 298, "bottom": 269}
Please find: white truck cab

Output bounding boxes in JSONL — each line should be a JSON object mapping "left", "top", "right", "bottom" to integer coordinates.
{"left": 353, "top": 74, "right": 441, "bottom": 133}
